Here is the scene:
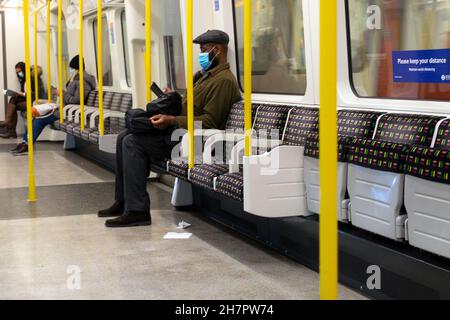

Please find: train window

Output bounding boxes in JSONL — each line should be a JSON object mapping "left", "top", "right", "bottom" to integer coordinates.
{"left": 159, "top": 0, "right": 186, "bottom": 91}
{"left": 347, "top": 0, "right": 450, "bottom": 101}
{"left": 233, "top": 0, "right": 307, "bottom": 95}
{"left": 93, "top": 16, "right": 113, "bottom": 86}
{"left": 121, "top": 10, "right": 131, "bottom": 87}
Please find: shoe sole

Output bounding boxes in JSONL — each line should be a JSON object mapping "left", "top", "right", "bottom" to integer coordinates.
{"left": 12, "top": 152, "right": 28, "bottom": 156}
{"left": 105, "top": 221, "right": 151, "bottom": 228}
{"left": 97, "top": 213, "right": 124, "bottom": 218}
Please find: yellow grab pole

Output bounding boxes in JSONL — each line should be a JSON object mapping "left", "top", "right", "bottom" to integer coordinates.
{"left": 244, "top": 0, "right": 252, "bottom": 156}
{"left": 58, "top": 0, "right": 63, "bottom": 122}
{"left": 23, "top": 0, "right": 37, "bottom": 202}
{"left": 319, "top": 0, "right": 338, "bottom": 300}
{"left": 145, "top": 0, "right": 151, "bottom": 103}
{"left": 33, "top": 0, "right": 38, "bottom": 103}
{"left": 186, "top": 0, "right": 194, "bottom": 168}
{"left": 79, "top": 0, "right": 85, "bottom": 130}
{"left": 97, "top": 0, "right": 104, "bottom": 135}
{"left": 46, "top": 0, "right": 51, "bottom": 102}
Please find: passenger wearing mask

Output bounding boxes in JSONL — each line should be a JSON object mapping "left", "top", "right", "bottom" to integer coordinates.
{"left": 0, "top": 62, "right": 45, "bottom": 138}
{"left": 11, "top": 55, "right": 97, "bottom": 155}
{"left": 98, "top": 30, "right": 241, "bottom": 228}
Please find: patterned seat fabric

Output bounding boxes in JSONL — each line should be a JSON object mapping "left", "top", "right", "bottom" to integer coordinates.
{"left": 167, "top": 160, "right": 189, "bottom": 180}
{"left": 214, "top": 172, "right": 244, "bottom": 201}
{"left": 283, "top": 107, "right": 319, "bottom": 146}
{"left": 189, "top": 164, "right": 229, "bottom": 190}
{"left": 405, "top": 119, "right": 450, "bottom": 184}
{"left": 347, "top": 114, "right": 442, "bottom": 173}
{"left": 304, "top": 110, "right": 382, "bottom": 161}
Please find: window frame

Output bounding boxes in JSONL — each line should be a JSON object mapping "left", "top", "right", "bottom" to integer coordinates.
{"left": 231, "top": 0, "right": 309, "bottom": 97}
{"left": 120, "top": 9, "right": 131, "bottom": 88}
{"left": 93, "top": 14, "right": 113, "bottom": 87}
{"left": 344, "top": 0, "right": 450, "bottom": 104}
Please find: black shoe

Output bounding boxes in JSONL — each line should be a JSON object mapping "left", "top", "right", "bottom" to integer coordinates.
{"left": 12, "top": 143, "right": 28, "bottom": 156}
{"left": 98, "top": 201, "right": 124, "bottom": 218}
{"left": 105, "top": 212, "right": 151, "bottom": 228}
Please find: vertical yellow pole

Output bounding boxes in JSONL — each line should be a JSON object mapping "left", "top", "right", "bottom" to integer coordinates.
{"left": 186, "top": 0, "right": 194, "bottom": 168}
{"left": 58, "top": 0, "right": 63, "bottom": 122}
{"left": 244, "top": 0, "right": 252, "bottom": 156}
{"left": 97, "top": 0, "right": 104, "bottom": 135}
{"left": 79, "top": 0, "right": 85, "bottom": 130}
{"left": 33, "top": 0, "right": 38, "bottom": 103}
{"left": 46, "top": 0, "right": 51, "bottom": 102}
{"left": 145, "top": 0, "right": 152, "bottom": 103}
{"left": 320, "top": 0, "right": 338, "bottom": 300}
{"left": 23, "top": 0, "right": 37, "bottom": 202}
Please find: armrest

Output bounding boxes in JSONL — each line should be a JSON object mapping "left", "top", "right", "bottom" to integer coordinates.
{"left": 180, "top": 129, "right": 224, "bottom": 159}
{"left": 74, "top": 107, "right": 98, "bottom": 124}
{"left": 63, "top": 104, "right": 79, "bottom": 121}
{"left": 229, "top": 138, "right": 282, "bottom": 173}
{"left": 89, "top": 111, "right": 125, "bottom": 128}
{"left": 202, "top": 131, "right": 246, "bottom": 165}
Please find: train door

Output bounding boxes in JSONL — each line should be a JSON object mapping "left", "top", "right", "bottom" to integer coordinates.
{"left": 0, "top": 11, "right": 5, "bottom": 121}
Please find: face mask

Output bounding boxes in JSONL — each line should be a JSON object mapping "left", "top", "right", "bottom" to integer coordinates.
{"left": 17, "top": 71, "right": 24, "bottom": 79}
{"left": 69, "top": 68, "right": 76, "bottom": 79}
{"left": 199, "top": 48, "right": 219, "bottom": 71}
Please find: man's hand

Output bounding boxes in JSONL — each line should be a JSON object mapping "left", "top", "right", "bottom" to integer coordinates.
{"left": 163, "top": 87, "right": 174, "bottom": 94}
{"left": 150, "top": 114, "right": 177, "bottom": 130}
{"left": 18, "top": 92, "right": 25, "bottom": 97}
{"left": 51, "top": 88, "right": 59, "bottom": 96}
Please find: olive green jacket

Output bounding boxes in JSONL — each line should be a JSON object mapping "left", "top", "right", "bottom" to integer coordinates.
{"left": 176, "top": 63, "right": 241, "bottom": 130}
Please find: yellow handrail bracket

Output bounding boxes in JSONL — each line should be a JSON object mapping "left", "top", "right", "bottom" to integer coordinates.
{"left": 319, "top": 0, "right": 338, "bottom": 300}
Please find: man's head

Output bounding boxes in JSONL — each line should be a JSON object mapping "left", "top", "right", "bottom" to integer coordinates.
{"left": 193, "top": 30, "right": 229, "bottom": 71}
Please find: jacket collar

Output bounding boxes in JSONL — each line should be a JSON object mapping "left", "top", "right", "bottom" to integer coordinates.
{"left": 201, "top": 63, "right": 230, "bottom": 78}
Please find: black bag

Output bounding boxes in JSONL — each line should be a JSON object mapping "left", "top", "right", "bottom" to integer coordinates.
{"left": 125, "top": 91, "right": 182, "bottom": 134}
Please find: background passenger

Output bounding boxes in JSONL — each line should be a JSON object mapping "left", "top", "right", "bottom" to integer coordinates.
{"left": 0, "top": 63, "right": 45, "bottom": 138}
{"left": 11, "top": 55, "right": 97, "bottom": 155}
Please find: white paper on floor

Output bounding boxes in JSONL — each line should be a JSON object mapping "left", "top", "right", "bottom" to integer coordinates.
{"left": 176, "top": 220, "right": 192, "bottom": 229}
{"left": 163, "top": 232, "right": 193, "bottom": 240}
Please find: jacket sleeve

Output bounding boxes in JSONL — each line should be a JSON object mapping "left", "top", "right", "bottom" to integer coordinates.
{"left": 63, "top": 80, "right": 92, "bottom": 105}
{"left": 176, "top": 79, "right": 238, "bottom": 130}
{"left": 63, "top": 81, "right": 81, "bottom": 105}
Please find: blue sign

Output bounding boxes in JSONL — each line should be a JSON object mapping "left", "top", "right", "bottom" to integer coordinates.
{"left": 392, "top": 49, "right": 450, "bottom": 83}
{"left": 214, "top": 0, "right": 220, "bottom": 12}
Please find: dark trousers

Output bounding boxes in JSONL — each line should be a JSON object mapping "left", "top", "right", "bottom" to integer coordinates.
{"left": 1, "top": 96, "right": 27, "bottom": 130}
{"left": 115, "top": 130, "right": 174, "bottom": 213}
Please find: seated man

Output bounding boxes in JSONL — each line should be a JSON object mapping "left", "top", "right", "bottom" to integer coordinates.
{"left": 98, "top": 30, "right": 241, "bottom": 228}
{"left": 11, "top": 55, "right": 97, "bottom": 155}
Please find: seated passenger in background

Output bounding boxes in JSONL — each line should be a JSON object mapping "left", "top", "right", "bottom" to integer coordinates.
{"left": 0, "top": 62, "right": 45, "bottom": 139}
{"left": 98, "top": 30, "right": 241, "bottom": 228}
{"left": 11, "top": 55, "right": 97, "bottom": 155}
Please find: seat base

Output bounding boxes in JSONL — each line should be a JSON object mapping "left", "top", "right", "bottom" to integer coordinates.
{"left": 405, "top": 175, "right": 450, "bottom": 259}
{"left": 348, "top": 164, "right": 406, "bottom": 240}
{"left": 304, "top": 157, "right": 349, "bottom": 222}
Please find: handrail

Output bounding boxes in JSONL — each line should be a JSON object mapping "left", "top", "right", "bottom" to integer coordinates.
{"left": 79, "top": 0, "right": 85, "bottom": 130}
{"left": 58, "top": 0, "right": 63, "bottom": 121}
{"left": 46, "top": 0, "right": 51, "bottom": 102}
{"left": 23, "top": 0, "right": 37, "bottom": 201}
{"left": 97, "top": 0, "right": 104, "bottom": 135}
{"left": 145, "top": 0, "right": 151, "bottom": 103}
{"left": 33, "top": 0, "right": 38, "bottom": 103}
{"left": 186, "top": 0, "right": 194, "bottom": 168}
{"left": 319, "top": 0, "right": 338, "bottom": 300}
{"left": 244, "top": 0, "right": 252, "bottom": 157}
